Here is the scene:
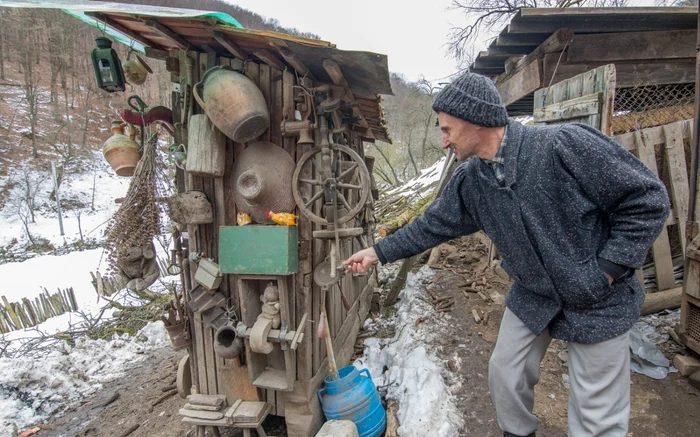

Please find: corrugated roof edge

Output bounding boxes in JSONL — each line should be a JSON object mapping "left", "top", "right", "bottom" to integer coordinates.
{"left": 1, "top": 0, "right": 243, "bottom": 27}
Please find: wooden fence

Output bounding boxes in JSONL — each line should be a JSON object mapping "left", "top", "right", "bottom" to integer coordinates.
{"left": 613, "top": 119, "right": 692, "bottom": 292}
{"left": 0, "top": 287, "right": 78, "bottom": 333}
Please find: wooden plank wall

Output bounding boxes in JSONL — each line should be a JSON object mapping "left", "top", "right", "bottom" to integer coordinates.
{"left": 614, "top": 119, "right": 692, "bottom": 292}
{"left": 178, "top": 51, "right": 371, "bottom": 418}
{"left": 533, "top": 64, "right": 616, "bottom": 135}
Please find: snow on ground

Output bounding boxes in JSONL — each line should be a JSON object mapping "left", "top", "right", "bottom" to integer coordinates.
{"left": 0, "top": 321, "right": 169, "bottom": 435}
{"left": 0, "top": 150, "right": 130, "bottom": 249}
{"left": 382, "top": 156, "right": 447, "bottom": 199}
{"left": 354, "top": 265, "right": 463, "bottom": 437}
{"left": 0, "top": 148, "right": 180, "bottom": 433}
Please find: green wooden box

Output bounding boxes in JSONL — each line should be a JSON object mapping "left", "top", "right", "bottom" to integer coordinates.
{"left": 219, "top": 225, "right": 298, "bottom": 275}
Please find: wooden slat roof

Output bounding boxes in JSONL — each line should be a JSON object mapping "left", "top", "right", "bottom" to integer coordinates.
{"left": 469, "top": 7, "right": 697, "bottom": 77}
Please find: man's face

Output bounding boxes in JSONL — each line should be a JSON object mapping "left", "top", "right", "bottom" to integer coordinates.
{"left": 438, "top": 112, "right": 480, "bottom": 161}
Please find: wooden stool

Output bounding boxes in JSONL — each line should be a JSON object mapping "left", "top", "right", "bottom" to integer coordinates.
{"left": 183, "top": 400, "right": 270, "bottom": 437}
{"left": 228, "top": 400, "right": 270, "bottom": 437}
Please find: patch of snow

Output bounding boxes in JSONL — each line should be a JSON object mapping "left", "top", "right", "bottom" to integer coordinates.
{"left": 383, "top": 157, "right": 447, "bottom": 199}
{"left": 354, "top": 265, "right": 463, "bottom": 437}
{"left": 0, "top": 322, "right": 169, "bottom": 435}
{"left": 0, "top": 150, "right": 130, "bottom": 248}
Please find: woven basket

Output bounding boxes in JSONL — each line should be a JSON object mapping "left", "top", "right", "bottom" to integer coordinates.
{"left": 231, "top": 141, "right": 296, "bottom": 224}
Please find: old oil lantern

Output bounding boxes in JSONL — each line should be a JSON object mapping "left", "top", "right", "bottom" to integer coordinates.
{"left": 91, "top": 37, "right": 126, "bottom": 92}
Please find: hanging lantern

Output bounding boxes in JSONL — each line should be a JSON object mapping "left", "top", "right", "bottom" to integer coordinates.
{"left": 91, "top": 37, "right": 126, "bottom": 93}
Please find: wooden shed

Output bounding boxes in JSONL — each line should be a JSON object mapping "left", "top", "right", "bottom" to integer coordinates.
{"left": 38, "top": 2, "right": 393, "bottom": 436}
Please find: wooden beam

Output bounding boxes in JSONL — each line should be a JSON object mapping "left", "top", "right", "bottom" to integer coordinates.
{"left": 85, "top": 12, "right": 154, "bottom": 48}
{"left": 486, "top": 45, "right": 539, "bottom": 56}
{"left": 496, "top": 32, "right": 552, "bottom": 47}
{"left": 544, "top": 57, "right": 695, "bottom": 88}
{"left": 496, "top": 28, "right": 573, "bottom": 84}
{"left": 322, "top": 59, "right": 369, "bottom": 128}
{"left": 213, "top": 31, "right": 247, "bottom": 59}
{"left": 641, "top": 287, "right": 683, "bottom": 315}
{"left": 497, "top": 59, "right": 542, "bottom": 107}
{"left": 254, "top": 50, "right": 287, "bottom": 71}
{"left": 145, "top": 20, "right": 190, "bottom": 50}
{"left": 278, "top": 48, "right": 314, "bottom": 79}
{"left": 533, "top": 92, "right": 601, "bottom": 124}
{"left": 144, "top": 47, "right": 169, "bottom": 60}
{"left": 567, "top": 30, "right": 695, "bottom": 64}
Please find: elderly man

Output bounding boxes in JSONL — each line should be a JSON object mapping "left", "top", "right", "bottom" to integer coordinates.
{"left": 344, "top": 72, "right": 670, "bottom": 436}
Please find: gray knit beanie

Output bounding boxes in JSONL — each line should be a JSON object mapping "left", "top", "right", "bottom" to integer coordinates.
{"left": 432, "top": 72, "right": 508, "bottom": 127}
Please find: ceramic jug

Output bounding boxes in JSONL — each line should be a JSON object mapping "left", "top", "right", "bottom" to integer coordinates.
{"left": 103, "top": 121, "right": 140, "bottom": 177}
{"left": 193, "top": 66, "right": 269, "bottom": 143}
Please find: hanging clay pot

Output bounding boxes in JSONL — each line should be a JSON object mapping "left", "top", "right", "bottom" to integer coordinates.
{"left": 193, "top": 66, "right": 269, "bottom": 143}
{"left": 103, "top": 121, "right": 140, "bottom": 177}
{"left": 122, "top": 51, "right": 152, "bottom": 86}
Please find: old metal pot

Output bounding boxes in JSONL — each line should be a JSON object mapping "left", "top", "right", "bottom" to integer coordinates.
{"left": 103, "top": 121, "right": 140, "bottom": 177}
{"left": 193, "top": 66, "right": 269, "bottom": 143}
{"left": 122, "top": 51, "right": 152, "bottom": 86}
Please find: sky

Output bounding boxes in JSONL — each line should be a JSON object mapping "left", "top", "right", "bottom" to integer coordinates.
{"left": 225, "top": 0, "right": 662, "bottom": 85}
{"left": 225, "top": 0, "right": 470, "bottom": 84}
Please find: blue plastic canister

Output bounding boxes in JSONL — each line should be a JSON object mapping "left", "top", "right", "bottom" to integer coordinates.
{"left": 318, "top": 366, "right": 387, "bottom": 437}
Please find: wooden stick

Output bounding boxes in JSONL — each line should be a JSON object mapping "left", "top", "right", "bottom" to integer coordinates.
{"left": 385, "top": 400, "right": 400, "bottom": 437}
{"left": 426, "top": 289, "right": 438, "bottom": 302}
{"left": 118, "top": 424, "right": 140, "bottom": 437}
{"left": 321, "top": 287, "right": 339, "bottom": 381}
{"left": 472, "top": 309, "right": 482, "bottom": 323}
{"left": 151, "top": 388, "right": 178, "bottom": 408}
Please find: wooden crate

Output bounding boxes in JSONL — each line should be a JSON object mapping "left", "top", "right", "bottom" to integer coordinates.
{"left": 219, "top": 225, "right": 299, "bottom": 275}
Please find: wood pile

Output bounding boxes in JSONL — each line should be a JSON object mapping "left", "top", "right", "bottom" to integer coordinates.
{"left": 0, "top": 287, "right": 78, "bottom": 333}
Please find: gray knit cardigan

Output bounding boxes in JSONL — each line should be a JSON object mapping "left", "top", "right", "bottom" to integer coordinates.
{"left": 374, "top": 120, "right": 670, "bottom": 343}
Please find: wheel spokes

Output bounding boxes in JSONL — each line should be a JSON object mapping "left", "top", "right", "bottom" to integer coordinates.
{"left": 338, "top": 163, "right": 358, "bottom": 181}
{"left": 299, "top": 178, "right": 321, "bottom": 186}
{"left": 336, "top": 192, "right": 352, "bottom": 211}
{"left": 337, "top": 182, "right": 362, "bottom": 190}
{"left": 304, "top": 190, "right": 324, "bottom": 209}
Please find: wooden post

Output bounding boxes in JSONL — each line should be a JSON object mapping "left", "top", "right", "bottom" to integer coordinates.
{"left": 14, "top": 303, "right": 29, "bottom": 329}
{"left": 41, "top": 292, "right": 55, "bottom": 317}
{"left": 34, "top": 298, "right": 45, "bottom": 322}
{"left": 22, "top": 298, "right": 38, "bottom": 326}
{"left": 2, "top": 296, "right": 21, "bottom": 330}
{"left": 68, "top": 287, "right": 78, "bottom": 311}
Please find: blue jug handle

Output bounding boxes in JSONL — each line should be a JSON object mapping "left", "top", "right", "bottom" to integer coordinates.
{"left": 360, "top": 368, "right": 371, "bottom": 379}
{"left": 317, "top": 387, "right": 326, "bottom": 404}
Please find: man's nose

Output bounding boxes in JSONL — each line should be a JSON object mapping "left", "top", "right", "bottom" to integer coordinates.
{"left": 442, "top": 136, "right": 450, "bottom": 149}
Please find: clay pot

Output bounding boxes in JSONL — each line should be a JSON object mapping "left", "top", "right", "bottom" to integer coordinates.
{"left": 122, "top": 52, "right": 152, "bottom": 86}
{"left": 214, "top": 323, "right": 243, "bottom": 359}
{"left": 193, "top": 66, "right": 269, "bottom": 143}
{"left": 103, "top": 121, "right": 140, "bottom": 177}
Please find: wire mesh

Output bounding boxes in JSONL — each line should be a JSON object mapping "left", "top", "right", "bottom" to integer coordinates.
{"left": 612, "top": 83, "right": 695, "bottom": 135}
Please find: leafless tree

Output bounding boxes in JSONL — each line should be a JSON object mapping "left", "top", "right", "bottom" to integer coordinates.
{"left": 448, "top": 0, "right": 630, "bottom": 61}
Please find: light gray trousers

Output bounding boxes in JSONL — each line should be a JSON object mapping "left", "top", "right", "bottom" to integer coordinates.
{"left": 488, "top": 308, "right": 630, "bottom": 436}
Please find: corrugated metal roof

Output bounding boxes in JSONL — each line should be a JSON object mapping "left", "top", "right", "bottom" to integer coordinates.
{"left": 470, "top": 7, "right": 697, "bottom": 77}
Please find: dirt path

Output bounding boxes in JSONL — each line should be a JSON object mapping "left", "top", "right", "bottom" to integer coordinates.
{"left": 423, "top": 235, "right": 700, "bottom": 437}
{"left": 40, "top": 234, "right": 700, "bottom": 437}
